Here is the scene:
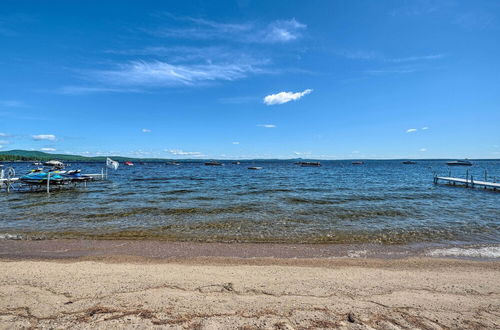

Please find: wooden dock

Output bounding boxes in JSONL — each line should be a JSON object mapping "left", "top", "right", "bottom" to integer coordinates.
{"left": 434, "top": 176, "right": 500, "bottom": 191}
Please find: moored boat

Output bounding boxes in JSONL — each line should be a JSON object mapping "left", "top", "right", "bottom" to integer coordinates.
{"left": 297, "top": 161, "right": 321, "bottom": 167}
{"left": 352, "top": 161, "right": 364, "bottom": 165}
{"left": 205, "top": 161, "right": 223, "bottom": 166}
{"left": 446, "top": 160, "right": 472, "bottom": 166}
{"left": 124, "top": 161, "right": 134, "bottom": 166}
{"left": 248, "top": 166, "right": 263, "bottom": 170}
{"left": 402, "top": 160, "right": 417, "bottom": 164}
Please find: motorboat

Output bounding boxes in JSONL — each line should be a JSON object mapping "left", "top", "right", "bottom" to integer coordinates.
{"left": 297, "top": 161, "right": 321, "bottom": 167}
{"left": 166, "top": 161, "right": 180, "bottom": 166}
{"left": 124, "top": 161, "right": 134, "bottom": 166}
{"left": 231, "top": 161, "right": 241, "bottom": 165}
{"left": 402, "top": 160, "right": 417, "bottom": 164}
{"left": 446, "top": 160, "right": 473, "bottom": 166}
{"left": 43, "top": 160, "right": 65, "bottom": 169}
{"left": 352, "top": 161, "right": 364, "bottom": 165}
{"left": 204, "top": 161, "right": 223, "bottom": 166}
{"left": 248, "top": 166, "right": 263, "bottom": 170}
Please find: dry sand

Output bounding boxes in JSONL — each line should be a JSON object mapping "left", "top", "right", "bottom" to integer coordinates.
{"left": 0, "top": 256, "right": 498, "bottom": 329}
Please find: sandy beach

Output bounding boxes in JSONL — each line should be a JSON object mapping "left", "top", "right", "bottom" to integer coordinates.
{"left": 0, "top": 241, "right": 498, "bottom": 329}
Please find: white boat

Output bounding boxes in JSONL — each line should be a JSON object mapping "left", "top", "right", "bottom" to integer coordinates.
{"left": 446, "top": 160, "right": 472, "bottom": 166}
{"left": 248, "top": 166, "right": 263, "bottom": 170}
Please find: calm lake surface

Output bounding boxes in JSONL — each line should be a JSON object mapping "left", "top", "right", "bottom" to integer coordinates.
{"left": 1, "top": 160, "right": 499, "bottom": 244}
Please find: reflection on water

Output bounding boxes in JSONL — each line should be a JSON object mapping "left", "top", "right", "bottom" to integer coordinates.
{"left": 0, "top": 160, "right": 499, "bottom": 244}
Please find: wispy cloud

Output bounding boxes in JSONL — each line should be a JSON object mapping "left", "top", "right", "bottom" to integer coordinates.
{"left": 142, "top": 128, "right": 152, "bottom": 133}
{"left": 149, "top": 15, "right": 306, "bottom": 44}
{"left": 420, "top": 148, "right": 427, "bottom": 152}
{"left": 232, "top": 142, "right": 240, "bottom": 145}
{"left": 32, "top": 134, "right": 56, "bottom": 141}
{"left": 406, "top": 128, "right": 418, "bottom": 133}
{"left": 81, "top": 59, "right": 269, "bottom": 90}
{"left": 57, "top": 86, "right": 141, "bottom": 95}
{"left": 0, "top": 133, "right": 7, "bottom": 137}
{"left": 422, "top": 126, "right": 429, "bottom": 130}
{"left": 165, "top": 149, "right": 203, "bottom": 156}
{"left": 0, "top": 100, "right": 25, "bottom": 107}
{"left": 0, "top": 140, "right": 8, "bottom": 145}
{"left": 257, "top": 124, "right": 276, "bottom": 128}
{"left": 390, "top": 0, "right": 446, "bottom": 16}
{"left": 264, "top": 89, "right": 312, "bottom": 105}
{"left": 454, "top": 12, "right": 496, "bottom": 30}
{"left": 387, "top": 54, "right": 446, "bottom": 63}
{"left": 41, "top": 148, "right": 56, "bottom": 152}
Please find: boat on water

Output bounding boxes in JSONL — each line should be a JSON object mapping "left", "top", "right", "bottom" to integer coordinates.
{"left": 43, "top": 160, "right": 65, "bottom": 169}
{"left": 297, "top": 161, "right": 321, "bottom": 167}
{"left": 232, "top": 161, "right": 241, "bottom": 165}
{"left": 124, "top": 161, "right": 134, "bottom": 166}
{"left": 205, "top": 161, "right": 223, "bottom": 166}
{"left": 166, "top": 161, "right": 180, "bottom": 166}
{"left": 446, "top": 160, "right": 473, "bottom": 166}
{"left": 32, "top": 162, "right": 42, "bottom": 166}
{"left": 352, "top": 161, "right": 364, "bottom": 165}
{"left": 248, "top": 166, "right": 263, "bottom": 170}
{"left": 402, "top": 160, "right": 417, "bottom": 165}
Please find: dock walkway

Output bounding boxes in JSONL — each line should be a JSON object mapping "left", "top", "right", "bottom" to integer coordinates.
{"left": 434, "top": 176, "right": 499, "bottom": 191}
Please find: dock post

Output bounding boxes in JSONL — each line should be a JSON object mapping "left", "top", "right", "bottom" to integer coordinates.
{"left": 101, "top": 168, "right": 104, "bottom": 180}
{"left": 448, "top": 170, "right": 451, "bottom": 177}
{"left": 485, "top": 170, "right": 487, "bottom": 181}
{"left": 46, "top": 172, "right": 50, "bottom": 194}
{"left": 471, "top": 175, "right": 474, "bottom": 188}
{"left": 465, "top": 170, "right": 469, "bottom": 187}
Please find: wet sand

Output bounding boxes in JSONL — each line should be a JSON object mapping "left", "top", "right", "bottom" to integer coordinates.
{"left": 0, "top": 240, "right": 499, "bottom": 329}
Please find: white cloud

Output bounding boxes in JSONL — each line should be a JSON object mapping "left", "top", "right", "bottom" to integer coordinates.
{"left": 406, "top": 128, "right": 417, "bottom": 133}
{"left": 0, "top": 140, "right": 8, "bottom": 145}
{"left": 421, "top": 126, "right": 429, "bottom": 130}
{"left": 257, "top": 124, "right": 276, "bottom": 128}
{"left": 142, "top": 128, "right": 151, "bottom": 133}
{"left": 32, "top": 134, "right": 56, "bottom": 141}
{"left": 0, "top": 145, "right": 3, "bottom": 149}
{"left": 388, "top": 54, "right": 445, "bottom": 63}
{"left": 0, "top": 133, "right": 6, "bottom": 136}
{"left": 351, "top": 150, "right": 360, "bottom": 154}
{"left": 41, "top": 148, "right": 56, "bottom": 152}
{"left": 420, "top": 148, "right": 427, "bottom": 152}
{"left": 88, "top": 59, "right": 267, "bottom": 88}
{"left": 264, "top": 89, "right": 312, "bottom": 105}
{"left": 151, "top": 15, "right": 306, "bottom": 44}
{"left": 165, "top": 149, "right": 203, "bottom": 156}
{"left": 262, "top": 19, "right": 306, "bottom": 43}
{"left": 0, "top": 100, "right": 24, "bottom": 107}
{"left": 232, "top": 142, "right": 240, "bottom": 145}
{"left": 293, "top": 151, "right": 312, "bottom": 155}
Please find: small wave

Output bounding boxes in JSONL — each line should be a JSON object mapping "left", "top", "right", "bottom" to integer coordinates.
{"left": 284, "top": 197, "right": 335, "bottom": 205}
{"left": 162, "top": 189, "right": 195, "bottom": 195}
{"left": 0, "top": 233, "right": 23, "bottom": 240}
{"left": 132, "top": 176, "right": 210, "bottom": 182}
{"left": 426, "top": 246, "right": 500, "bottom": 258}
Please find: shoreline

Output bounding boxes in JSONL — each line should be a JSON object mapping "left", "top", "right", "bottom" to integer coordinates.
{"left": 1, "top": 238, "right": 499, "bottom": 261}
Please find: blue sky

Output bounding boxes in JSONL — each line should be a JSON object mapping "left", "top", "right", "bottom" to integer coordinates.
{"left": 0, "top": 0, "right": 499, "bottom": 159}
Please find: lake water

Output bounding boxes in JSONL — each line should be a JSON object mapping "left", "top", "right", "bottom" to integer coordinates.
{"left": 0, "top": 160, "right": 499, "bottom": 244}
